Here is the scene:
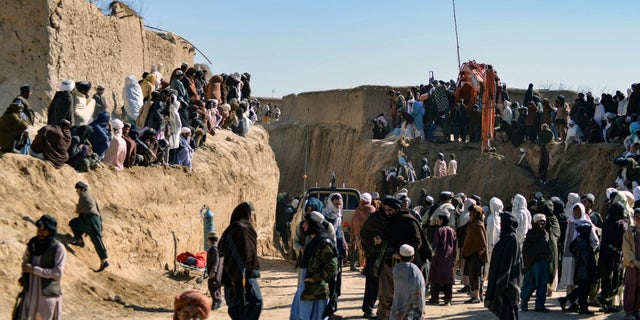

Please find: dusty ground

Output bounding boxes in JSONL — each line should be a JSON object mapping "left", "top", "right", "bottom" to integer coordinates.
{"left": 102, "top": 256, "right": 620, "bottom": 319}
{"left": 0, "top": 127, "right": 280, "bottom": 319}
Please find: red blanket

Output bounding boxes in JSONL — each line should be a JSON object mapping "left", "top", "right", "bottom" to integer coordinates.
{"left": 177, "top": 251, "right": 207, "bottom": 269}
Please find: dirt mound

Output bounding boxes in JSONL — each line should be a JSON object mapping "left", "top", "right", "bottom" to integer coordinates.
{"left": 396, "top": 140, "right": 622, "bottom": 211}
{"left": 268, "top": 120, "right": 402, "bottom": 194}
{"left": 0, "top": 127, "right": 279, "bottom": 318}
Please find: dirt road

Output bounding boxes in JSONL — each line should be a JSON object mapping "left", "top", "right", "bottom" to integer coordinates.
{"left": 91, "top": 257, "right": 617, "bottom": 319}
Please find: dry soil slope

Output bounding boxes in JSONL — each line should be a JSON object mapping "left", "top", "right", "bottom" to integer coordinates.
{"left": 404, "top": 141, "right": 621, "bottom": 209}
{"left": 0, "top": 127, "right": 279, "bottom": 318}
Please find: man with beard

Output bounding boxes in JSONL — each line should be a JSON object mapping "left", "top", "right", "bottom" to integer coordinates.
{"left": 17, "top": 214, "right": 66, "bottom": 320}
{"left": 369, "top": 196, "right": 427, "bottom": 320}
{"left": 69, "top": 181, "right": 109, "bottom": 272}
{"left": 485, "top": 211, "right": 522, "bottom": 319}
{"left": 219, "top": 202, "right": 262, "bottom": 320}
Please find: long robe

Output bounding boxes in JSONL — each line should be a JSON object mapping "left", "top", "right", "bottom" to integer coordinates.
{"left": 433, "top": 159, "right": 447, "bottom": 178}
{"left": 486, "top": 198, "right": 503, "bottom": 257}
{"left": 102, "top": 131, "right": 126, "bottom": 170}
{"left": 123, "top": 76, "right": 143, "bottom": 122}
{"left": 512, "top": 194, "right": 531, "bottom": 248}
{"left": 71, "top": 89, "right": 95, "bottom": 126}
{"left": 429, "top": 225, "right": 456, "bottom": 285}
{"left": 30, "top": 125, "right": 71, "bottom": 168}
{"left": 166, "top": 98, "right": 182, "bottom": 150}
{"left": 559, "top": 203, "right": 599, "bottom": 289}
{"left": 485, "top": 213, "right": 522, "bottom": 319}
{"left": 20, "top": 241, "right": 66, "bottom": 320}
{"left": 47, "top": 91, "right": 73, "bottom": 126}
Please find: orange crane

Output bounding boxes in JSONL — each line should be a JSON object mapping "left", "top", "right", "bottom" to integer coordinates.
{"left": 454, "top": 60, "right": 500, "bottom": 152}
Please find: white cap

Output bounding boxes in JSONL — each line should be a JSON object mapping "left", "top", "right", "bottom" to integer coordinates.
{"left": 399, "top": 244, "right": 415, "bottom": 257}
{"left": 309, "top": 211, "right": 324, "bottom": 223}
{"left": 112, "top": 119, "right": 124, "bottom": 130}
{"left": 180, "top": 127, "right": 191, "bottom": 134}
{"left": 360, "top": 193, "right": 372, "bottom": 204}
{"left": 533, "top": 213, "right": 546, "bottom": 223}
{"left": 61, "top": 79, "right": 75, "bottom": 92}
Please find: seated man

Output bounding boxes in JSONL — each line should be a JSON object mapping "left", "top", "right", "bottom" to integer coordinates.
{"left": 136, "top": 128, "right": 161, "bottom": 166}
{"left": 564, "top": 120, "right": 584, "bottom": 150}
{"left": 176, "top": 127, "right": 194, "bottom": 170}
{"left": 30, "top": 119, "right": 72, "bottom": 168}
{"left": 0, "top": 102, "right": 29, "bottom": 153}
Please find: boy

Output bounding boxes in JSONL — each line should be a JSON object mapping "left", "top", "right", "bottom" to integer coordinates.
{"left": 427, "top": 212, "right": 456, "bottom": 306}
{"left": 391, "top": 244, "right": 425, "bottom": 320}
{"left": 206, "top": 231, "right": 222, "bottom": 310}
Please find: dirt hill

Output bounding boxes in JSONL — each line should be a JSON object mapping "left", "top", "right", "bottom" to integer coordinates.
{"left": 0, "top": 127, "right": 279, "bottom": 318}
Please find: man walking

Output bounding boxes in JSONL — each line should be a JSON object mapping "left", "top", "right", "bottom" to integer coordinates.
{"left": 17, "top": 214, "right": 66, "bottom": 320}
{"left": 69, "top": 181, "right": 109, "bottom": 272}
{"left": 219, "top": 202, "right": 263, "bottom": 320}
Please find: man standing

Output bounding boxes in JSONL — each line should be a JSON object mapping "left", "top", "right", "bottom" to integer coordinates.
{"left": 374, "top": 197, "right": 427, "bottom": 320}
{"left": 538, "top": 123, "right": 554, "bottom": 184}
{"left": 18, "top": 214, "right": 66, "bottom": 320}
{"left": 92, "top": 85, "right": 108, "bottom": 120}
{"left": 322, "top": 193, "right": 348, "bottom": 319}
{"left": 351, "top": 193, "right": 376, "bottom": 272}
{"left": 485, "top": 211, "right": 522, "bottom": 319}
{"left": 69, "top": 181, "right": 109, "bottom": 272}
{"left": 597, "top": 202, "right": 627, "bottom": 313}
{"left": 520, "top": 214, "right": 551, "bottom": 312}
{"left": 359, "top": 199, "right": 388, "bottom": 319}
{"left": 206, "top": 231, "right": 223, "bottom": 310}
{"left": 219, "top": 202, "right": 262, "bottom": 320}
{"left": 433, "top": 153, "right": 447, "bottom": 178}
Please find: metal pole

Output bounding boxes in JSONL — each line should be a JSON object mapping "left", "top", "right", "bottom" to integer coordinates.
{"left": 452, "top": 0, "right": 461, "bottom": 68}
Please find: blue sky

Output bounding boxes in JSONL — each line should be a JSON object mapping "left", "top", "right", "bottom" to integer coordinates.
{"left": 115, "top": 0, "right": 638, "bottom": 97}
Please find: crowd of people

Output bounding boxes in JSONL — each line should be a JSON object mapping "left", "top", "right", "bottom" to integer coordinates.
{"left": 374, "top": 81, "right": 640, "bottom": 152}
{"left": 0, "top": 62, "right": 284, "bottom": 172}
{"left": 281, "top": 185, "right": 640, "bottom": 320}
